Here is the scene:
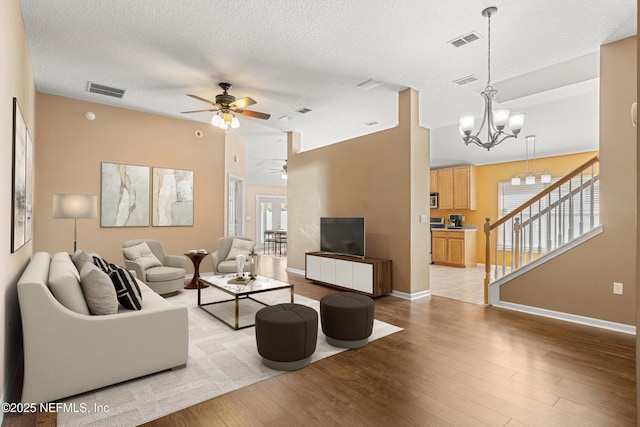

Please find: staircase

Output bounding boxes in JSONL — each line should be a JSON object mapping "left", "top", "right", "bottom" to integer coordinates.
{"left": 483, "top": 155, "right": 600, "bottom": 304}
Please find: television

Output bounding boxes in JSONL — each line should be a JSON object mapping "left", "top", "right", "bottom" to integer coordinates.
{"left": 320, "top": 217, "right": 365, "bottom": 258}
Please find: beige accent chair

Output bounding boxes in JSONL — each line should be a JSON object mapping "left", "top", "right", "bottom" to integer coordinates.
{"left": 212, "top": 236, "right": 255, "bottom": 275}
{"left": 122, "top": 239, "right": 186, "bottom": 296}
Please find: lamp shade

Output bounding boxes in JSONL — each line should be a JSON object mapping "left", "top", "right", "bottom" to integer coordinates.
{"left": 458, "top": 115, "right": 475, "bottom": 134}
{"left": 511, "top": 177, "right": 521, "bottom": 186}
{"left": 53, "top": 194, "right": 97, "bottom": 219}
{"left": 493, "top": 109, "right": 511, "bottom": 130}
{"left": 525, "top": 175, "right": 536, "bottom": 185}
{"left": 508, "top": 113, "right": 526, "bottom": 133}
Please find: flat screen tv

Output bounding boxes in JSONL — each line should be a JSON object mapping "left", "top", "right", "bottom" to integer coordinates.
{"left": 320, "top": 217, "right": 365, "bottom": 258}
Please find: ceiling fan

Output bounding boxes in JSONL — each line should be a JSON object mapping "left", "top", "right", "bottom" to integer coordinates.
{"left": 181, "top": 82, "right": 270, "bottom": 129}
{"left": 269, "top": 160, "right": 288, "bottom": 179}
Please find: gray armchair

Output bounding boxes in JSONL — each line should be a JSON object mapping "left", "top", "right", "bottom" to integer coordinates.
{"left": 122, "top": 239, "right": 186, "bottom": 296}
{"left": 212, "top": 236, "right": 255, "bottom": 275}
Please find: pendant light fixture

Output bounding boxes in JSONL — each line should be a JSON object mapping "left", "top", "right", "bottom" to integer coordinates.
{"left": 511, "top": 135, "right": 552, "bottom": 186}
{"left": 458, "top": 6, "right": 526, "bottom": 150}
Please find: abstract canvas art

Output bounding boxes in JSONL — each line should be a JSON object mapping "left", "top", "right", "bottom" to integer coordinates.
{"left": 152, "top": 167, "right": 194, "bottom": 226}
{"left": 12, "top": 98, "right": 33, "bottom": 252}
{"left": 101, "top": 163, "right": 150, "bottom": 227}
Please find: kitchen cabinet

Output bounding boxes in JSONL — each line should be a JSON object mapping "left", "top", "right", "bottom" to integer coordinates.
{"left": 453, "top": 166, "right": 477, "bottom": 210}
{"left": 437, "top": 168, "right": 453, "bottom": 209}
{"left": 431, "top": 230, "right": 477, "bottom": 267}
{"left": 431, "top": 165, "right": 476, "bottom": 210}
{"left": 430, "top": 170, "right": 438, "bottom": 193}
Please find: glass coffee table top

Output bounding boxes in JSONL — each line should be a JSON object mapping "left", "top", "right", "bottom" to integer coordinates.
{"left": 197, "top": 274, "right": 294, "bottom": 330}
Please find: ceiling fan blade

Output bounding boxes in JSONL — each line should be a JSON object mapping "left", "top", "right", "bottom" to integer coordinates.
{"left": 230, "top": 97, "right": 257, "bottom": 109}
{"left": 187, "top": 94, "right": 218, "bottom": 106}
{"left": 237, "top": 109, "right": 271, "bottom": 120}
{"left": 181, "top": 108, "right": 218, "bottom": 114}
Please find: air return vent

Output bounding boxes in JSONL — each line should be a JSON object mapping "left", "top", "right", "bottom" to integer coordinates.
{"left": 453, "top": 75, "right": 478, "bottom": 86}
{"left": 296, "top": 107, "right": 312, "bottom": 114}
{"left": 448, "top": 32, "right": 481, "bottom": 48}
{"left": 87, "top": 82, "right": 126, "bottom": 98}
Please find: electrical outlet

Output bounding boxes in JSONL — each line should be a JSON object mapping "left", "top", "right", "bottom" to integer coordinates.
{"left": 613, "top": 282, "right": 623, "bottom": 295}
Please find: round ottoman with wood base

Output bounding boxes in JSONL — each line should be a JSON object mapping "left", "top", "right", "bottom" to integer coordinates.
{"left": 255, "top": 303, "right": 318, "bottom": 371}
{"left": 320, "top": 292, "right": 375, "bottom": 349}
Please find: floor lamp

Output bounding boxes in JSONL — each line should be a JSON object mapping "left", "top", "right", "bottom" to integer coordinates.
{"left": 53, "top": 194, "right": 97, "bottom": 252}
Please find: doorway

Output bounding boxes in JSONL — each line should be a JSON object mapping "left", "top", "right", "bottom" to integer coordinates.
{"left": 256, "top": 196, "right": 287, "bottom": 250}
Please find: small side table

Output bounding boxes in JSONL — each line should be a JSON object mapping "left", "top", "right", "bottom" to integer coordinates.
{"left": 184, "top": 250, "right": 209, "bottom": 289}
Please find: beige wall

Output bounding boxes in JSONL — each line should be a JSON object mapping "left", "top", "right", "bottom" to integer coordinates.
{"left": 34, "top": 94, "right": 227, "bottom": 275}
{"left": 287, "top": 88, "right": 430, "bottom": 295}
{"left": 1, "top": 0, "right": 35, "bottom": 404}
{"left": 224, "top": 131, "right": 247, "bottom": 236}
{"left": 245, "top": 184, "right": 287, "bottom": 243}
{"left": 501, "top": 36, "right": 637, "bottom": 325}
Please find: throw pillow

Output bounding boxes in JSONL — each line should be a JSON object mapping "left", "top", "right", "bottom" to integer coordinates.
{"left": 108, "top": 266, "right": 143, "bottom": 310}
{"left": 71, "top": 250, "right": 93, "bottom": 272}
{"left": 93, "top": 255, "right": 115, "bottom": 273}
{"left": 79, "top": 263, "right": 118, "bottom": 315}
{"left": 225, "top": 238, "right": 254, "bottom": 261}
{"left": 122, "top": 242, "right": 163, "bottom": 270}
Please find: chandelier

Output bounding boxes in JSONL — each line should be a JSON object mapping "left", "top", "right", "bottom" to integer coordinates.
{"left": 511, "top": 135, "right": 551, "bottom": 185}
{"left": 458, "top": 6, "right": 526, "bottom": 150}
{"left": 211, "top": 110, "right": 239, "bottom": 129}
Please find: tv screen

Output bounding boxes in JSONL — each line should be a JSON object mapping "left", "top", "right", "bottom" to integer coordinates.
{"left": 320, "top": 217, "right": 365, "bottom": 258}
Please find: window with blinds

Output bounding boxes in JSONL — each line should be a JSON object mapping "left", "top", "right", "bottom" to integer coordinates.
{"left": 497, "top": 175, "right": 600, "bottom": 252}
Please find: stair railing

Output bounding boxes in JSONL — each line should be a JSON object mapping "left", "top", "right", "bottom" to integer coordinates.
{"left": 483, "top": 155, "right": 600, "bottom": 304}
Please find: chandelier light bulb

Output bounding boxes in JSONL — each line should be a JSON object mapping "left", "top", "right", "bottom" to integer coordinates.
{"left": 231, "top": 117, "right": 240, "bottom": 128}
{"left": 211, "top": 114, "right": 222, "bottom": 127}
{"left": 509, "top": 113, "right": 526, "bottom": 134}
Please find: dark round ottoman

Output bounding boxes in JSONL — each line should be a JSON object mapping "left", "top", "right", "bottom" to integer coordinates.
{"left": 320, "top": 292, "right": 374, "bottom": 349}
{"left": 255, "top": 303, "right": 318, "bottom": 371}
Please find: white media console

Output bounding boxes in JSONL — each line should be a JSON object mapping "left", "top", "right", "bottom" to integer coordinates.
{"left": 305, "top": 251, "right": 392, "bottom": 297}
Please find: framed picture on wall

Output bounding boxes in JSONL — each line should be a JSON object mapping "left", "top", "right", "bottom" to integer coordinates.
{"left": 100, "top": 162, "right": 150, "bottom": 227}
{"left": 152, "top": 167, "right": 194, "bottom": 226}
{"left": 11, "top": 98, "right": 34, "bottom": 252}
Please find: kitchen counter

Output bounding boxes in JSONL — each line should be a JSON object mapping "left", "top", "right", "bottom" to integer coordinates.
{"left": 444, "top": 226, "right": 478, "bottom": 231}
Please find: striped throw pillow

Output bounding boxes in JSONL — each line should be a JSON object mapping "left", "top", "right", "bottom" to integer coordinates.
{"left": 108, "top": 266, "right": 143, "bottom": 310}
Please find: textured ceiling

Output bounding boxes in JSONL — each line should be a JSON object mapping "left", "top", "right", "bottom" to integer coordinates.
{"left": 19, "top": 0, "right": 637, "bottom": 185}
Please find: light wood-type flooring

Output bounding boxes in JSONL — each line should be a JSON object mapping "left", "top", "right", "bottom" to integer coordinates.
{"left": 3, "top": 256, "right": 636, "bottom": 426}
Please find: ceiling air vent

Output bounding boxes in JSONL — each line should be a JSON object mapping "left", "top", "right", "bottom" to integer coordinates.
{"left": 87, "top": 82, "right": 126, "bottom": 98}
{"left": 296, "top": 107, "right": 312, "bottom": 114}
{"left": 448, "top": 31, "right": 481, "bottom": 48}
{"left": 453, "top": 75, "right": 478, "bottom": 86}
{"left": 364, "top": 120, "right": 379, "bottom": 127}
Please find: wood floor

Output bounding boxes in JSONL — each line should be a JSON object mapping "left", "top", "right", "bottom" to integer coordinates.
{"left": 3, "top": 256, "right": 636, "bottom": 426}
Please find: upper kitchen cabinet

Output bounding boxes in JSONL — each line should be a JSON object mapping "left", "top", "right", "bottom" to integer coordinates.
{"left": 432, "top": 165, "right": 477, "bottom": 210}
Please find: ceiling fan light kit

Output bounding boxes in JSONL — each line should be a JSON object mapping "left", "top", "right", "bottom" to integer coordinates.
{"left": 458, "top": 6, "right": 526, "bottom": 151}
{"left": 182, "top": 82, "right": 270, "bottom": 130}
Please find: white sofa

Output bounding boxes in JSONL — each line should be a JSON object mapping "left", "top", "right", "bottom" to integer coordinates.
{"left": 17, "top": 252, "right": 189, "bottom": 404}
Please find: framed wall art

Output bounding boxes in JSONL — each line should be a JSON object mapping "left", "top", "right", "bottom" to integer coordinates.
{"left": 11, "top": 98, "right": 33, "bottom": 252}
{"left": 101, "top": 162, "right": 150, "bottom": 227}
{"left": 152, "top": 167, "right": 194, "bottom": 226}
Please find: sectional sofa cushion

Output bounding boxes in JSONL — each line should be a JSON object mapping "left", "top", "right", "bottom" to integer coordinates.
{"left": 48, "top": 252, "right": 91, "bottom": 315}
{"left": 92, "top": 255, "right": 115, "bottom": 273}
{"left": 109, "top": 266, "right": 143, "bottom": 310}
{"left": 79, "top": 263, "right": 118, "bottom": 315}
{"left": 122, "top": 242, "right": 163, "bottom": 270}
{"left": 225, "top": 238, "right": 254, "bottom": 261}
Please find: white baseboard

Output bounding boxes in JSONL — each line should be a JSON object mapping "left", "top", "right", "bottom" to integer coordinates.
{"left": 391, "top": 289, "right": 431, "bottom": 300}
{"left": 286, "top": 267, "right": 306, "bottom": 276}
{"left": 494, "top": 301, "right": 636, "bottom": 335}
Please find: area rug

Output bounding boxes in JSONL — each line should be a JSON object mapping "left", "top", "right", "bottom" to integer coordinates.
{"left": 58, "top": 284, "right": 403, "bottom": 426}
